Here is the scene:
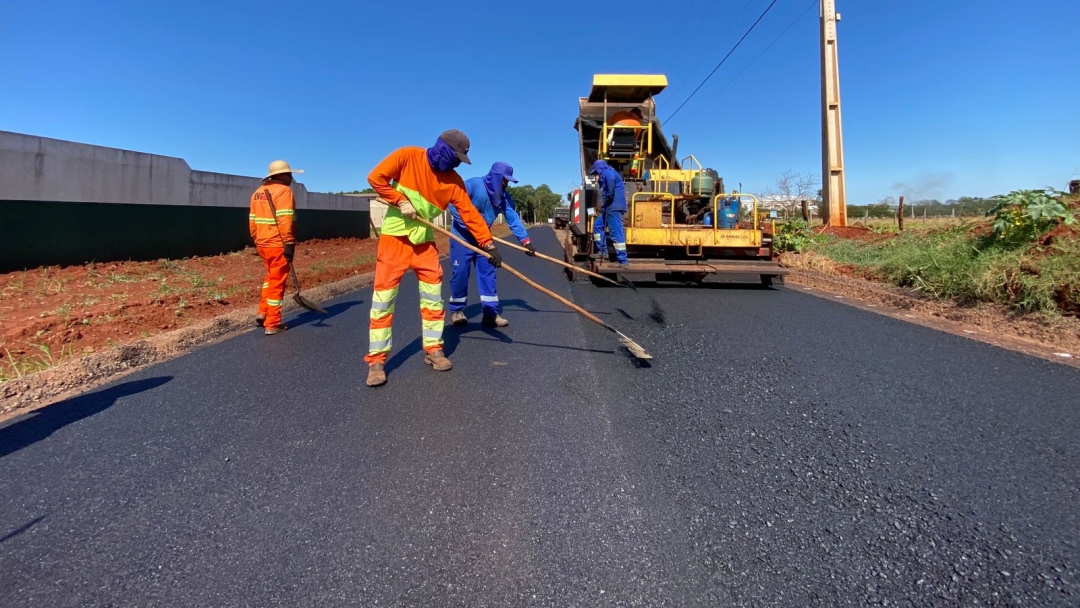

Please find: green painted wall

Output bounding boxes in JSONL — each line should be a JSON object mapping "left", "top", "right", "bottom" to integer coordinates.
{"left": 1, "top": 200, "right": 370, "bottom": 272}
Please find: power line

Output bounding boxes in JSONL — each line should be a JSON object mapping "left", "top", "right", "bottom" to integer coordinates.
{"left": 668, "top": 0, "right": 817, "bottom": 134}
{"left": 653, "top": 0, "right": 697, "bottom": 70}
{"left": 662, "top": 0, "right": 719, "bottom": 73}
{"left": 678, "top": 0, "right": 755, "bottom": 87}
{"left": 663, "top": 0, "right": 781, "bottom": 125}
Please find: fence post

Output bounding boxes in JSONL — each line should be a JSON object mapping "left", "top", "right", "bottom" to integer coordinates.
{"left": 897, "top": 195, "right": 905, "bottom": 232}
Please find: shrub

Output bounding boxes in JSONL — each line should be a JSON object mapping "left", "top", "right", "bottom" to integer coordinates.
{"left": 773, "top": 219, "right": 816, "bottom": 253}
{"left": 986, "top": 188, "right": 1074, "bottom": 245}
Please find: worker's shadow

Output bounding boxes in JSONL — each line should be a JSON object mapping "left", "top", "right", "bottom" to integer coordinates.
{"left": 500, "top": 298, "right": 603, "bottom": 315}
{"left": 0, "top": 376, "right": 172, "bottom": 459}
{"left": 441, "top": 303, "right": 613, "bottom": 357}
{"left": 287, "top": 300, "right": 364, "bottom": 329}
{"left": 384, "top": 338, "right": 426, "bottom": 374}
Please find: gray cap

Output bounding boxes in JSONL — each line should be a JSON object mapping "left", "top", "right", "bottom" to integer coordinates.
{"left": 439, "top": 129, "right": 472, "bottom": 165}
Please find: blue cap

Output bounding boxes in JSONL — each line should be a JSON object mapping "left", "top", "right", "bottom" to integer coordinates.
{"left": 489, "top": 161, "right": 518, "bottom": 183}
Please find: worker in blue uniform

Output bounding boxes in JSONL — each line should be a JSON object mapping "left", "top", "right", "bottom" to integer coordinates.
{"left": 448, "top": 161, "right": 536, "bottom": 328}
{"left": 589, "top": 160, "right": 629, "bottom": 268}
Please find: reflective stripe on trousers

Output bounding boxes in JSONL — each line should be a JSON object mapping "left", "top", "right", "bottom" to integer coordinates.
{"left": 257, "top": 246, "right": 289, "bottom": 328}
{"left": 365, "top": 235, "right": 446, "bottom": 365}
{"left": 593, "top": 209, "right": 628, "bottom": 264}
{"left": 448, "top": 239, "right": 500, "bottom": 316}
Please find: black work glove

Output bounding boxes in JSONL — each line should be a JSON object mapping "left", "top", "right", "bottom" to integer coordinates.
{"left": 283, "top": 243, "right": 295, "bottom": 262}
{"left": 523, "top": 241, "right": 537, "bottom": 257}
{"left": 483, "top": 244, "right": 503, "bottom": 268}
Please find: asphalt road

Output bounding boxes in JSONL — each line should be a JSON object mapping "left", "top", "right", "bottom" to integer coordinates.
{"left": 2, "top": 227, "right": 1078, "bottom": 606}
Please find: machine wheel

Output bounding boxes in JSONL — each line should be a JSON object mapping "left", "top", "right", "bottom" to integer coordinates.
{"left": 761, "top": 274, "right": 784, "bottom": 287}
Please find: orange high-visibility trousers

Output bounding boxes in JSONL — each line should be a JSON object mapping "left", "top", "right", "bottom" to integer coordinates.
{"left": 365, "top": 234, "right": 444, "bottom": 365}
{"left": 257, "top": 246, "right": 289, "bottom": 329}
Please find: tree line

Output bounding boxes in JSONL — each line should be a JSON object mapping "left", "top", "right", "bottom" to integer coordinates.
{"left": 848, "top": 196, "right": 997, "bottom": 220}
{"left": 760, "top": 170, "right": 1001, "bottom": 220}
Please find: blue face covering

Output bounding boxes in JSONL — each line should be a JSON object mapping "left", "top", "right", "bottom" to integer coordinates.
{"left": 483, "top": 171, "right": 505, "bottom": 205}
{"left": 426, "top": 138, "right": 461, "bottom": 172}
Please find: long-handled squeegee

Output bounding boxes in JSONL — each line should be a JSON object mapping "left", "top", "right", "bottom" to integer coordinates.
{"left": 410, "top": 215, "right": 652, "bottom": 360}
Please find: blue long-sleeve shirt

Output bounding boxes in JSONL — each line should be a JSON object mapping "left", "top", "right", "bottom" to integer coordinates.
{"left": 593, "top": 160, "right": 627, "bottom": 212}
{"left": 450, "top": 177, "right": 531, "bottom": 245}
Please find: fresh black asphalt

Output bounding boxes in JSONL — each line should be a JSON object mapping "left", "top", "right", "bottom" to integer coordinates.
{"left": 2, "top": 227, "right": 1078, "bottom": 606}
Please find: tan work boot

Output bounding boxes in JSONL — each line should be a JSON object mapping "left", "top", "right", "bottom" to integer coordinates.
{"left": 424, "top": 350, "right": 453, "bottom": 371}
{"left": 450, "top": 310, "right": 468, "bottom": 326}
{"left": 482, "top": 314, "right": 509, "bottom": 328}
{"left": 264, "top": 324, "right": 288, "bottom": 335}
{"left": 366, "top": 363, "right": 386, "bottom": 387}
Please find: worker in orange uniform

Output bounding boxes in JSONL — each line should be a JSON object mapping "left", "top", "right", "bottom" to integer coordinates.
{"left": 249, "top": 160, "right": 301, "bottom": 336}
{"left": 364, "top": 129, "right": 503, "bottom": 387}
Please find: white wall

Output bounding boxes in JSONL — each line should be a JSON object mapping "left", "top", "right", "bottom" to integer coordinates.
{"left": 0, "top": 131, "right": 368, "bottom": 212}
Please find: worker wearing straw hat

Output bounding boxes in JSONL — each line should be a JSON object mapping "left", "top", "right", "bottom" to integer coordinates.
{"left": 249, "top": 160, "right": 302, "bottom": 335}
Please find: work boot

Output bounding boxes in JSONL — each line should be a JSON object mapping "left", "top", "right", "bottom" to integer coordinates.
{"left": 366, "top": 363, "right": 386, "bottom": 387}
{"left": 482, "top": 314, "right": 509, "bottom": 328}
{"left": 424, "top": 349, "right": 453, "bottom": 371}
{"left": 256, "top": 315, "right": 266, "bottom": 327}
{"left": 450, "top": 310, "right": 468, "bottom": 326}
{"left": 615, "top": 262, "right": 630, "bottom": 270}
{"left": 264, "top": 324, "right": 288, "bottom": 335}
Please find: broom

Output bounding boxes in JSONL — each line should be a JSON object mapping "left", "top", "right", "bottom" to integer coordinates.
{"left": 411, "top": 215, "right": 652, "bottom": 360}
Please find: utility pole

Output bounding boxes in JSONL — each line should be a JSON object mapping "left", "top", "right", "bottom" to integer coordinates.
{"left": 820, "top": 0, "right": 847, "bottom": 226}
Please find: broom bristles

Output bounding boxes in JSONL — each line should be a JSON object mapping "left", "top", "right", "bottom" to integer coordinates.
{"left": 617, "top": 333, "right": 653, "bottom": 359}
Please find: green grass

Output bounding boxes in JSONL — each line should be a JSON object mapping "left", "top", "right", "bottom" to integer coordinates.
{"left": 0, "top": 343, "right": 76, "bottom": 383}
{"left": 808, "top": 225, "right": 1080, "bottom": 314}
{"left": 331, "top": 254, "right": 376, "bottom": 270}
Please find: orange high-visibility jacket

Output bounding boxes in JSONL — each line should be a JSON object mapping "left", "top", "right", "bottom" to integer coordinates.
{"left": 249, "top": 182, "right": 296, "bottom": 248}
{"left": 368, "top": 147, "right": 493, "bottom": 247}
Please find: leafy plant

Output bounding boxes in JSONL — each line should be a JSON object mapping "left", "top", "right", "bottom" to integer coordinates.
{"left": 773, "top": 219, "right": 816, "bottom": 253}
{"left": 986, "top": 188, "right": 1074, "bottom": 245}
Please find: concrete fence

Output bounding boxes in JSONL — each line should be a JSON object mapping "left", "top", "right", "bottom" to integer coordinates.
{"left": 0, "top": 131, "right": 370, "bottom": 271}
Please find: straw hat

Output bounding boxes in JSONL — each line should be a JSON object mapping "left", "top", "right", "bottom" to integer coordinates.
{"left": 265, "top": 160, "right": 303, "bottom": 179}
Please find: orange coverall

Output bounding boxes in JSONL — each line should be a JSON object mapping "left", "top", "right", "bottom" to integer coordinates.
{"left": 249, "top": 182, "right": 296, "bottom": 329}
{"left": 364, "top": 147, "right": 493, "bottom": 365}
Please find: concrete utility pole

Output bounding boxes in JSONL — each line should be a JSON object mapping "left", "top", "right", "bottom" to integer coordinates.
{"left": 820, "top": 0, "right": 847, "bottom": 226}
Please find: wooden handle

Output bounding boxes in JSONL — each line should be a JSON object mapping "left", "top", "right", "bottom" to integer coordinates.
{"left": 498, "top": 264, "right": 608, "bottom": 327}
{"left": 490, "top": 236, "right": 621, "bottom": 287}
{"left": 410, "top": 215, "right": 612, "bottom": 331}
{"left": 373, "top": 198, "right": 618, "bottom": 286}
{"left": 288, "top": 264, "right": 301, "bottom": 293}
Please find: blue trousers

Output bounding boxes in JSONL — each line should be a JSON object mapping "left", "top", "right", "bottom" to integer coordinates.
{"left": 449, "top": 239, "right": 500, "bottom": 316}
{"left": 593, "top": 208, "right": 628, "bottom": 264}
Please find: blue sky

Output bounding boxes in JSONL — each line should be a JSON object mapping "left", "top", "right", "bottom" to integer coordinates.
{"left": 4, "top": 0, "right": 1078, "bottom": 204}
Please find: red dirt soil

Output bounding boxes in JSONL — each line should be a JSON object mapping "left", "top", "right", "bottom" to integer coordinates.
{"left": 0, "top": 237, "right": 405, "bottom": 376}
{"left": 0, "top": 223, "right": 506, "bottom": 380}
{"left": 815, "top": 225, "right": 888, "bottom": 242}
{"left": 1040, "top": 223, "right": 1080, "bottom": 247}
